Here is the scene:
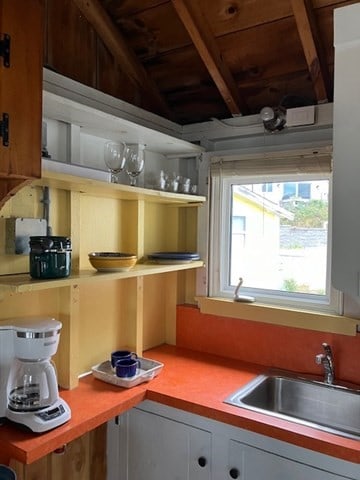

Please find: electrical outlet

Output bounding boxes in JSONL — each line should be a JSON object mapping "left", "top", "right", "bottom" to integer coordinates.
{"left": 5, "top": 218, "right": 47, "bottom": 255}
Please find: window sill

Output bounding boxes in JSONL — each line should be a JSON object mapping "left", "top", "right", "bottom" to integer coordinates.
{"left": 196, "top": 296, "right": 359, "bottom": 336}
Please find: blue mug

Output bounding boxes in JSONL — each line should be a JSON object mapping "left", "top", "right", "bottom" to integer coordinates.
{"left": 111, "top": 350, "right": 138, "bottom": 369}
{"left": 115, "top": 358, "right": 140, "bottom": 378}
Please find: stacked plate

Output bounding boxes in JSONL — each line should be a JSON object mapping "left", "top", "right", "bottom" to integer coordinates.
{"left": 147, "top": 252, "right": 200, "bottom": 264}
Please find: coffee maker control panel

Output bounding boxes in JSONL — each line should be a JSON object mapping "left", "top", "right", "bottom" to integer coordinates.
{"left": 35, "top": 403, "right": 65, "bottom": 422}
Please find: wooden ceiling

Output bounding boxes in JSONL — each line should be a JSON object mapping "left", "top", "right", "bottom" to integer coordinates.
{"left": 50, "top": 0, "right": 358, "bottom": 125}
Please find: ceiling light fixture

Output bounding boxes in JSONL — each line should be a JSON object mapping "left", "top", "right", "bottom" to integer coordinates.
{"left": 260, "top": 106, "right": 286, "bottom": 132}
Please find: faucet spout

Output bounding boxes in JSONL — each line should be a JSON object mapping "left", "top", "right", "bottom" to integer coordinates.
{"left": 315, "top": 343, "right": 335, "bottom": 384}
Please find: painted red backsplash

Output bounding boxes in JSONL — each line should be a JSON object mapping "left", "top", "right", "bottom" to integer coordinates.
{"left": 176, "top": 305, "right": 360, "bottom": 385}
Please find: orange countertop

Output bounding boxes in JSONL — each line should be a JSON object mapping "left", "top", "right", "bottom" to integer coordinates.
{"left": 1, "top": 344, "right": 360, "bottom": 465}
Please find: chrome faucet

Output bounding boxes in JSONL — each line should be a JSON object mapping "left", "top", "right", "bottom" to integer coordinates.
{"left": 315, "top": 343, "right": 335, "bottom": 384}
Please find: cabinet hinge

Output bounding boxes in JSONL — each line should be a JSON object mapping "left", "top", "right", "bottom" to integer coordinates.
{"left": 0, "top": 113, "right": 9, "bottom": 146}
{"left": 0, "top": 33, "right": 10, "bottom": 67}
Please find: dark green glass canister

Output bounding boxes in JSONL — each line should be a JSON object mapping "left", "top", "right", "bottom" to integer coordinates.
{"left": 29, "top": 236, "right": 72, "bottom": 279}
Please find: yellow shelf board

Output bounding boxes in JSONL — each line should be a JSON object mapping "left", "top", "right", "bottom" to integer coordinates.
{"left": 33, "top": 170, "right": 206, "bottom": 205}
{"left": 0, "top": 261, "right": 205, "bottom": 294}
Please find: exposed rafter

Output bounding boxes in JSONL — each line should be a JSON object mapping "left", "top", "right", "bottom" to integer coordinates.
{"left": 171, "top": 0, "right": 248, "bottom": 116}
{"left": 71, "top": 0, "right": 173, "bottom": 118}
{"left": 290, "top": 0, "right": 332, "bottom": 103}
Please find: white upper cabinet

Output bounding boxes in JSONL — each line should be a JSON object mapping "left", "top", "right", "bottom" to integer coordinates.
{"left": 332, "top": 3, "right": 360, "bottom": 298}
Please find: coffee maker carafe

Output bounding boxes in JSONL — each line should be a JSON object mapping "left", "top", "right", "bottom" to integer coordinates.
{"left": 0, "top": 317, "right": 71, "bottom": 433}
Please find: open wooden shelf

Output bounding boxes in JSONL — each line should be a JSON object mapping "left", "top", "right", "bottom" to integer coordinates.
{"left": 0, "top": 261, "right": 204, "bottom": 295}
{"left": 33, "top": 170, "right": 206, "bottom": 205}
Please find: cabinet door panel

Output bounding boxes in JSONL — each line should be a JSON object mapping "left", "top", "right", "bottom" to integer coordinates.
{"left": 123, "top": 408, "right": 211, "bottom": 480}
{"left": 229, "top": 440, "right": 349, "bottom": 480}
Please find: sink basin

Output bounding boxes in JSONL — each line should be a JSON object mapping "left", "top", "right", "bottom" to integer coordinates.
{"left": 224, "top": 370, "right": 360, "bottom": 439}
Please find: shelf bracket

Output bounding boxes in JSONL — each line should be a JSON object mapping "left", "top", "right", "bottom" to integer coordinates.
{"left": 0, "top": 113, "right": 9, "bottom": 146}
{"left": 0, "top": 33, "right": 10, "bottom": 67}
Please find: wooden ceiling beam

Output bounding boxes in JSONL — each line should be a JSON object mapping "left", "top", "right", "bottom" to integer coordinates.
{"left": 171, "top": 0, "right": 248, "bottom": 116}
{"left": 71, "top": 0, "right": 173, "bottom": 118}
{"left": 290, "top": 0, "right": 332, "bottom": 103}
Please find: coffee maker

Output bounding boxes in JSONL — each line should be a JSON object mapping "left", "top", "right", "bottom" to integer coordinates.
{"left": 0, "top": 317, "right": 71, "bottom": 433}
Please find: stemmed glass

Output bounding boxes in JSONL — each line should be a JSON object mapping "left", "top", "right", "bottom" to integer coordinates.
{"left": 104, "top": 141, "right": 128, "bottom": 183}
{"left": 125, "top": 144, "right": 145, "bottom": 186}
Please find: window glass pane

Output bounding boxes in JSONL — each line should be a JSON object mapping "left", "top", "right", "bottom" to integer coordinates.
{"left": 283, "top": 182, "right": 296, "bottom": 199}
{"left": 298, "top": 182, "right": 311, "bottom": 199}
{"left": 230, "top": 180, "right": 329, "bottom": 295}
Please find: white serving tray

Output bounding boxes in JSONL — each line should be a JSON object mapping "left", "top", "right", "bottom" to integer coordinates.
{"left": 91, "top": 357, "right": 164, "bottom": 388}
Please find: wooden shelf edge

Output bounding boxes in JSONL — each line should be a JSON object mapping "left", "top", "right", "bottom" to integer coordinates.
{"left": 33, "top": 170, "right": 206, "bottom": 205}
{"left": 0, "top": 261, "right": 205, "bottom": 295}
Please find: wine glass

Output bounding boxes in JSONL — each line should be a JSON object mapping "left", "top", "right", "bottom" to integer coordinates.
{"left": 125, "top": 144, "right": 145, "bottom": 186}
{"left": 104, "top": 141, "right": 128, "bottom": 183}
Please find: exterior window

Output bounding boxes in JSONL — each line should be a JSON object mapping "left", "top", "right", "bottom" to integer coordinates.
{"left": 262, "top": 183, "right": 273, "bottom": 193}
{"left": 209, "top": 148, "right": 341, "bottom": 313}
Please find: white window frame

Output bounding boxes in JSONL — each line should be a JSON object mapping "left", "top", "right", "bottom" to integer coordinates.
{"left": 208, "top": 148, "right": 343, "bottom": 315}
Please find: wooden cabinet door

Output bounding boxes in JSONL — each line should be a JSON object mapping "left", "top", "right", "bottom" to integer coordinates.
{"left": 10, "top": 424, "right": 107, "bottom": 480}
{"left": 0, "top": 0, "right": 43, "bottom": 207}
{"left": 117, "top": 407, "right": 211, "bottom": 480}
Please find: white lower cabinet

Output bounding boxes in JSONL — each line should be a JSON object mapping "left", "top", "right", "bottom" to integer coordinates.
{"left": 107, "top": 403, "right": 211, "bottom": 480}
{"left": 107, "top": 401, "right": 360, "bottom": 480}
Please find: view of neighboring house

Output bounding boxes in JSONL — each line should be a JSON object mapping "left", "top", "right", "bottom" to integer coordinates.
{"left": 231, "top": 181, "right": 329, "bottom": 294}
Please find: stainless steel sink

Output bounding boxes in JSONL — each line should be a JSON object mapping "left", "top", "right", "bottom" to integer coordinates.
{"left": 224, "top": 370, "right": 360, "bottom": 439}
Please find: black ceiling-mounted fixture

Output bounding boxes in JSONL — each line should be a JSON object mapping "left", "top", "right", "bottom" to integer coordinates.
{"left": 259, "top": 106, "right": 286, "bottom": 132}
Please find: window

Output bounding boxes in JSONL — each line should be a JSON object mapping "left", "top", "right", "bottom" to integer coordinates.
{"left": 209, "top": 147, "right": 342, "bottom": 314}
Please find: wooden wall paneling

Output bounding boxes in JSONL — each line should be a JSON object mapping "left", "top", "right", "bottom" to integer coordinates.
{"left": 0, "top": 180, "right": 32, "bottom": 211}
{"left": 0, "top": 185, "right": 43, "bottom": 275}
{"left": 57, "top": 285, "right": 80, "bottom": 389}
{"left": 143, "top": 274, "right": 167, "bottom": 349}
{"left": 71, "top": 0, "right": 173, "bottom": 119}
{"left": 145, "top": 15, "right": 312, "bottom": 115}
{"left": 147, "top": 45, "right": 215, "bottom": 95}
{"left": 121, "top": 276, "right": 144, "bottom": 354}
{"left": 142, "top": 203, "right": 179, "bottom": 254}
{"left": 312, "top": 0, "right": 360, "bottom": 7}
{"left": 96, "top": 37, "right": 140, "bottom": 107}
{"left": 70, "top": 191, "right": 80, "bottom": 272}
{"left": 196, "top": 0, "right": 294, "bottom": 37}
{"left": 45, "top": 0, "right": 97, "bottom": 87}
{"left": 217, "top": 17, "right": 309, "bottom": 82}
{"left": 235, "top": 70, "right": 316, "bottom": 117}
{"left": 165, "top": 83, "right": 230, "bottom": 124}
{"left": 78, "top": 195, "right": 123, "bottom": 269}
{"left": 101, "top": 0, "right": 171, "bottom": 18}
{"left": 11, "top": 455, "right": 49, "bottom": 479}
{"left": 111, "top": 1, "right": 193, "bottom": 58}
{"left": 45, "top": 185, "right": 71, "bottom": 238}
{"left": 9, "top": 425, "right": 106, "bottom": 478}
{"left": 177, "top": 206, "right": 198, "bottom": 306}
{"left": 88, "top": 423, "right": 107, "bottom": 480}
{"left": 50, "top": 431, "right": 90, "bottom": 480}
{"left": 77, "top": 280, "right": 128, "bottom": 374}
{"left": 121, "top": 199, "right": 144, "bottom": 258}
{"left": 204, "top": 0, "right": 357, "bottom": 37}
{"left": 164, "top": 271, "right": 177, "bottom": 345}
{"left": 0, "top": 289, "right": 60, "bottom": 321}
